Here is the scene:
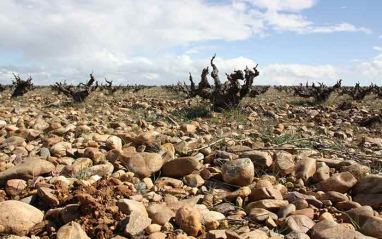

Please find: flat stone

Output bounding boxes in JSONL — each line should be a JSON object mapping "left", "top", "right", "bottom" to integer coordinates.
{"left": 0, "top": 200, "right": 44, "bottom": 236}
{"left": 245, "top": 199, "right": 289, "bottom": 212}
{"left": 57, "top": 221, "right": 90, "bottom": 239}
{"left": 161, "top": 157, "right": 200, "bottom": 178}
{"left": 311, "top": 219, "right": 369, "bottom": 239}
{"left": 353, "top": 174, "right": 382, "bottom": 195}
{"left": 37, "top": 186, "right": 60, "bottom": 207}
{"left": 247, "top": 208, "right": 278, "bottom": 222}
{"left": 354, "top": 194, "right": 382, "bottom": 210}
{"left": 319, "top": 172, "right": 357, "bottom": 193}
{"left": 249, "top": 187, "right": 283, "bottom": 202}
{"left": 239, "top": 150, "right": 273, "bottom": 168}
{"left": 0, "top": 158, "right": 55, "bottom": 186}
{"left": 285, "top": 215, "right": 315, "bottom": 234}
{"left": 295, "top": 157, "right": 316, "bottom": 180}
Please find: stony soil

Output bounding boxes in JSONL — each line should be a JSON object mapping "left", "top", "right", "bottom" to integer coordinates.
{"left": 0, "top": 87, "right": 381, "bottom": 239}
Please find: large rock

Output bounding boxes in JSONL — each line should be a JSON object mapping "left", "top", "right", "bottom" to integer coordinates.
{"left": 1, "top": 136, "right": 25, "bottom": 147}
{"left": 134, "top": 131, "right": 160, "bottom": 146}
{"left": 84, "top": 147, "right": 105, "bottom": 163}
{"left": 295, "top": 157, "right": 316, "bottom": 180}
{"left": 181, "top": 124, "right": 197, "bottom": 134}
{"left": 207, "top": 230, "right": 226, "bottom": 239}
{"left": 106, "top": 136, "right": 123, "bottom": 150}
{"left": 313, "top": 162, "right": 330, "bottom": 183}
{"left": 0, "top": 158, "right": 55, "bottom": 186}
{"left": 160, "top": 143, "right": 175, "bottom": 161}
{"left": 6, "top": 179, "right": 27, "bottom": 197}
{"left": 319, "top": 172, "right": 357, "bottom": 193}
{"left": 341, "top": 163, "right": 370, "bottom": 181}
{"left": 289, "top": 208, "right": 314, "bottom": 219}
{"left": 0, "top": 200, "right": 44, "bottom": 236}
{"left": 183, "top": 174, "right": 205, "bottom": 187}
{"left": 340, "top": 206, "right": 375, "bottom": 227}
{"left": 285, "top": 215, "right": 315, "bottom": 234}
{"left": 120, "top": 152, "right": 163, "bottom": 178}
{"left": 61, "top": 204, "right": 81, "bottom": 224}
{"left": 285, "top": 232, "right": 310, "bottom": 239}
{"left": 240, "top": 151, "right": 273, "bottom": 168}
{"left": 125, "top": 210, "right": 152, "bottom": 236}
{"left": 273, "top": 151, "right": 294, "bottom": 176}
{"left": 161, "top": 157, "right": 200, "bottom": 177}
{"left": 117, "top": 199, "right": 148, "bottom": 216}
{"left": 175, "top": 206, "right": 203, "bottom": 237}
{"left": 201, "top": 210, "right": 225, "bottom": 223}
{"left": 57, "top": 222, "right": 90, "bottom": 239}
{"left": 249, "top": 187, "right": 283, "bottom": 202}
{"left": 284, "top": 192, "right": 323, "bottom": 208}
{"left": 353, "top": 194, "right": 382, "bottom": 209}
{"left": 62, "top": 158, "right": 93, "bottom": 176}
{"left": 85, "top": 162, "right": 114, "bottom": 177}
{"left": 215, "top": 186, "right": 251, "bottom": 202}
{"left": 321, "top": 191, "right": 349, "bottom": 203}
{"left": 353, "top": 174, "right": 382, "bottom": 195}
{"left": 148, "top": 232, "right": 166, "bottom": 239}
{"left": 50, "top": 142, "right": 72, "bottom": 157}
{"left": 147, "top": 203, "right": 175, "bottom": 225}
{"left": 167, "top": 196, "right": 204, "bottom": 212}
{"left": 175, "top": 138, "right": 203, "bottom": 155}
{"left": 155, "top": 177, "right": 183, "bottom": 188}
{"left": 335, "top": 201, "right": 361, "bottom": 211}
{"left": 362, "top": 136, "right": 382, "bottom": 149}
{"left": 221, "top": 158, "right": 254, "bottom": 187}
{"left": 245, "top": 199, "right": 289, "bottom": 212}
{"left": 240, "top": 229, "right": 269, "bottom": 239}
{"left": 37, "top": 186, "right": 60, "bottom": 207}
{"left": 117, "top": 199, "right": 152, "bottom": 236}
{"left": 247, "top": 208, "right": 278, "bottom": 222}
{"left": 311, "top": 219, "right": 370, "bottom": 239}
{"left": 278, "top": 204, "right": 296, "bottom": 219}
{"left": 361, "top": 216, "right": 382, "bottom": 238}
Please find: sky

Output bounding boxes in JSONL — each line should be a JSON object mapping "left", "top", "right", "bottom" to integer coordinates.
{"left": 0, "top": 0, "right": 381, "bottom": 86}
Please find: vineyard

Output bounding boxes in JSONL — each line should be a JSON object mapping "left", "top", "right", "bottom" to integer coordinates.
{"left": 0, "top": 58, "right": 381, "bottom": 239}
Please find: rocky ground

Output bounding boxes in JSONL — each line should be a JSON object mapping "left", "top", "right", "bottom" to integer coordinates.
{"left": 0, "top": 87, "right": 381, "bottom": 239}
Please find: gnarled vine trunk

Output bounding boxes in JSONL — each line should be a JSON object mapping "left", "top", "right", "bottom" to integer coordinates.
{"left": 183, "top": 54, "right": 260, "bottom": 110}
{"left": 11, "top": 74, "right": 34, "bottom": 98}
{"left": 53, "top": 73, "right": 98, "bottom": 102}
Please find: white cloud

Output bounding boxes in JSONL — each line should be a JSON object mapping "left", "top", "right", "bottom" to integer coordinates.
{"left": 0, "top": 0, "right": 264, "bottom": 60}
{"left": 185, "top": 46, "right": 220, "bottom": 55}
{"left": 0, "top": 54, "right": 342, "bottom": 86}
{"left": 240, "top": 1, "right": 370, "bottom": 34}
{"left": 0, "top": 0, "right": 369, "bottom": 61}
{"left": 356, "top": 57, "right": 382, "bottom": 79}
{"left": 309, "top": 23, "right": 371, "bottom": 34}
{"left": 241, "top": 0, "right": 317, "bottom": 12}
{"left": 262, "top": 64, "right": 338, "bottom": 85}
{"left": 0, "top": 0, "right": 373, "bottom": 86}
{"left": 355, "top": 49, "right": 382, "bottom": 79}
{"left": 263, "top": 11, "right": 313, "bottom": 33}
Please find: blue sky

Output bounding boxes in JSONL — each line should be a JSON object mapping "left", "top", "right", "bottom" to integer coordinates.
{"left": 0, "top": 0, "right": 381, "bottom": 86}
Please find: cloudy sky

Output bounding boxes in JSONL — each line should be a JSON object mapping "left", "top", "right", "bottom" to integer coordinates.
{"left": 0, "top": 0, "right": 381, "bottom": 86}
